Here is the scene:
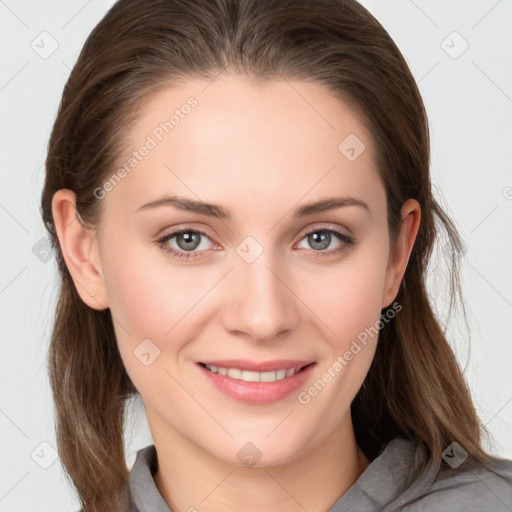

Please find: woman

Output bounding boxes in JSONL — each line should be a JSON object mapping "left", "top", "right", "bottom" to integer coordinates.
{"left": 41, "top": 0, "right": 512, "bottom": 510}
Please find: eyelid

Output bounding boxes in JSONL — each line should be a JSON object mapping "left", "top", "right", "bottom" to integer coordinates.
{"left": 293, "top": 223, "right": 355, "bottom": 252}
{"left": 155, "top": 227, "right": 218, "bottom": 253}
{"left": 296, "top": 222, "right": 352, "bottom": 239}
{"left": 155, "top": 224, "right": 217, "bottom": 246}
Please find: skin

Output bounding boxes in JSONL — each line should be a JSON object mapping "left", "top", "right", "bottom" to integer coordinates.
{"left": 52, "top": 75, "right": 420, "bottom": 512}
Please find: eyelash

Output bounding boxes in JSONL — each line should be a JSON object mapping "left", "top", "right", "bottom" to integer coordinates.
{"left": 155, "top": 225, "right": 355, "bottom": 261}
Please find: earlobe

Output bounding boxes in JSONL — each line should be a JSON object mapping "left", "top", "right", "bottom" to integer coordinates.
{"left": 51, "top": 189, "right": 108, "bottom": 310}
{"left": 381, "top": 199, "right": 421, "bottom": 309}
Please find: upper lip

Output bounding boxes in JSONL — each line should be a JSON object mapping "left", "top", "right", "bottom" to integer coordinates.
{"left": 198, "top": 359, "right": 315, "bottom": 372}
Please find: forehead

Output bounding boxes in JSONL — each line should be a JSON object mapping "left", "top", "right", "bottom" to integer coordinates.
{"left": 104, "top": 76, "right": 384, "bottom": 219}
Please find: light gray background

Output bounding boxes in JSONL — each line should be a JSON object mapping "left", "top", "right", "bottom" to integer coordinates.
{"left": 1, "top": 0, "right": 511, "bottom": 510}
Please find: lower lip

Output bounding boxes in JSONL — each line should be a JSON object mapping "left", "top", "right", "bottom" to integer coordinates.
{"left": 197, "top": 363, "right": 316, "bottom": 405}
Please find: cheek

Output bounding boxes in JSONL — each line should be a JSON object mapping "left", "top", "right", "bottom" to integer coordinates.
{"left": 100, "top": 248, "right": 196, "bottom": 403}
{"left": 99, "top": 232, "right": 223, "bottom": 388}
{"left": 99, "top": 236, "right": 188, "bottom": 356}
{"left": 102, "top": 252, "right": 164, "bottom": 337}
{"left": 295, "top": 249, "right": 388, "bottom": 416}
{"left": 310, "top": 255, "right": 388, "bottom": 345}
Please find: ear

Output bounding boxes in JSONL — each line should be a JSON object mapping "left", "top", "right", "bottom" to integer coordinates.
{"left": 51, "top": 189, "right": 108, "bottom": 310}
{"left": 381, "top": 199, "right": 421, "bottom": 308}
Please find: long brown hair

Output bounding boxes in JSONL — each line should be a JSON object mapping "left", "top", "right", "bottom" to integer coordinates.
{"left": 40, "top": 0, "right": 493, "bottom": 509}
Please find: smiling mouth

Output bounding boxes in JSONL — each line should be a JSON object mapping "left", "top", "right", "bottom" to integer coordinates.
{"left": 198, "top": 362, "right": 315, "bottom": 383}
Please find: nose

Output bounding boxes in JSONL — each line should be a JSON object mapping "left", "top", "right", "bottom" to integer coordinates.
{"left": 221, "top": 249, "right": 300, "bottom": 344}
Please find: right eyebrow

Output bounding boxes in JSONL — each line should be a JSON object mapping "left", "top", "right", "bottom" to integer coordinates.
{"left": 136, "top": 195, "right": 231, "bottom": 219}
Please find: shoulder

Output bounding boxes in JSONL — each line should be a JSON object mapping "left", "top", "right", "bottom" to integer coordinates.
{"left": 401, "top": 453, "right": 512, "bottom": 511}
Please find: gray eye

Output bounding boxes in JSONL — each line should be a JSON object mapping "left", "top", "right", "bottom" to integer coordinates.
{"left": 307, "top": 231, "right": 332, "bottom": 250}
{"left": 175, "top": 232, "right": 202, "bottom": 251}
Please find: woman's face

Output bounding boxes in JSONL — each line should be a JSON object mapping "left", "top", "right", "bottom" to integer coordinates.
{"left": 87, "top": 77, "right": 409, "bottom": 466}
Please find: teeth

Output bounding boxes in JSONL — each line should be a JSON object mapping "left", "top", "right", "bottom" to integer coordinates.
{"left": 204, "top": 364, "right": 301, "bottom": 382}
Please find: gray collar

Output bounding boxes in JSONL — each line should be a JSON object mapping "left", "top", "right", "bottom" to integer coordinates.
{"left": 128, "top": 437, "right": 439, "bottom": 512}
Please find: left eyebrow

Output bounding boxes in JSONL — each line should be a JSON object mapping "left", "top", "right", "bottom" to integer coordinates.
{"left": 293, "top": 196, "right": 370, "bottom": 217}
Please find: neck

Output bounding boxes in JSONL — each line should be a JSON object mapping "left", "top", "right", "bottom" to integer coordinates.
{"left": 150, "top": 409, "right": 370, "bottom": 512}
